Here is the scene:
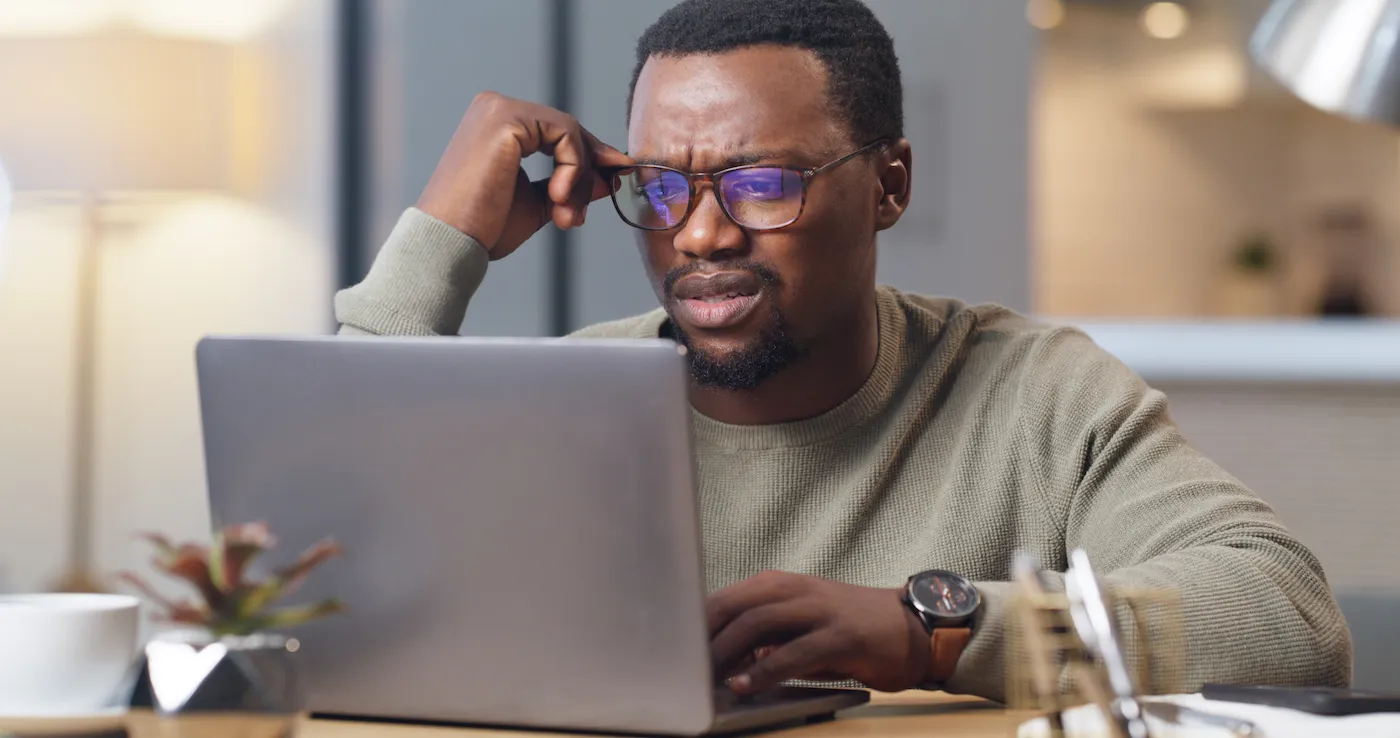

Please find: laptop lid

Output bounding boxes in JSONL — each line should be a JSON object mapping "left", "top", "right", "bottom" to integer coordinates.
{"left": 195, "top": 335, "right": 715, "bottom": 734}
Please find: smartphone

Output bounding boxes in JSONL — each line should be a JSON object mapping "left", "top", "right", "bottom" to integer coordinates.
{"left": 1202, "top": 683, "right": 1400, "bottom": 716}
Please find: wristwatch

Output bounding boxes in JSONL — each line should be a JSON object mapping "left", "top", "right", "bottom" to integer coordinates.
{"left": 902, "top": 569, "right": 981, "bottom": 685}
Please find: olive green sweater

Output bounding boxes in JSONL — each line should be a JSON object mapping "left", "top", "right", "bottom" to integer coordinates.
{"left": 335, "top": 207, "right": 1352, "bottom": 701}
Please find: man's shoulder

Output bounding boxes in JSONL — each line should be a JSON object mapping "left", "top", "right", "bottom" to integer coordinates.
{"left": 888, "top": 288, "right": 1116, "bottom": 376}
{"left": 889, "top": 288, "right": 1069, "bottom": 345}
{"left": 891, "top": 287, "right": 1148, "bottom": 429}
{"left": 567, "top": 306, "right": 669, "bottom": 339}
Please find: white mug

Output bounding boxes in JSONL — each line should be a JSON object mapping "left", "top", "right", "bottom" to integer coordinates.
{"left": 0, "top": 593, "right": 141, "bottom": 715}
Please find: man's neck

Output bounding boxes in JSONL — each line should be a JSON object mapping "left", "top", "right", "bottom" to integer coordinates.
{"left": 687, "top": 292, "right": 881, "bottom": 426}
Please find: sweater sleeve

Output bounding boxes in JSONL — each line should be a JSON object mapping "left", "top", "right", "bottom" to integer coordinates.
{"left": 945, "top": 327, "right": 1352, "bottom": 700}
{"left": 334, "top": 207, "right": 491, "bottom": 336}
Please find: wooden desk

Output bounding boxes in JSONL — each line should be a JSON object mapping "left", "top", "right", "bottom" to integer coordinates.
{"left": 303, "top": 692, "right": 1035, "bottom": 738}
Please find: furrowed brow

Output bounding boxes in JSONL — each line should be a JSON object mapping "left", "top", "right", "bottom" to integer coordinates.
{"left": 628, "top": 149, "right": 795, "bottom": 171}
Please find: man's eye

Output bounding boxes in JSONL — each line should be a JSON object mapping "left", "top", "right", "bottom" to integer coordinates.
{"left": 731, "top": 179, "right": 786, "bottom": 200}
{"left": 642, "top": 183, "right": 686, "bottom": 203}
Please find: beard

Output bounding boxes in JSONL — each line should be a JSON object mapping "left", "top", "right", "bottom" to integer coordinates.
{"left": 671, "top": 305, "right": 799, "bottom": 390}
{"left": 662, "top": 260, "right": 800, "bottom": 391}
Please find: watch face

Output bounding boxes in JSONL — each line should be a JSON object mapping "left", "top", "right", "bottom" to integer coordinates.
{"left": 911, "top": 570, "right": 979, "bottom": 619}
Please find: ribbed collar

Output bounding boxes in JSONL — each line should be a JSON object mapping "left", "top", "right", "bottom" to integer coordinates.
{"left": 660, "top": 286, "right": 923, "bottom": 451}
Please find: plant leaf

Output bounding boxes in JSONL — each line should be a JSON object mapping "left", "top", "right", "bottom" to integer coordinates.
{"left": 270, "top": 539, "right": 342, "bottom": 601}
{"left": 221, "top": 521, "right": 276, "bottom": 549}
{"left": 157, "top": 544, "right": 225, "bottom": 611}
{"left": 117, "top": 571, "right": 177, "bottom": 611}
{"left": 209, "top": 525, "right": 272, "bottom": 596}
{"left": 208, "top": 529, "right": 229, "bottom": 593}
{"left": 260, "top": 599, "right": 346, "bottom": 630}
{"left": 223, "top": 541, "right": 268, "bottom": 593}
{"left": 228, "top": 538, "right": 340, "bottom": 622}
{"left": 136, "top": 532, "right": 177, "bottom": 558}
{"left": 163, "top": 600, "right": 212, "bottom": 626}
{"left": 128, "top": 523, "right": 342, "bottom": 636}
{"left": 235, "top": 576, "right": 285, "bottom": 621}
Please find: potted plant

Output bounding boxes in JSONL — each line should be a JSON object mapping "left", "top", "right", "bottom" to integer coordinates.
{"left": 119, "top": 522, "right": 343, "bottom": 728}
{"left": 1214, "top": 232, "right": 1284, "bottom": 317}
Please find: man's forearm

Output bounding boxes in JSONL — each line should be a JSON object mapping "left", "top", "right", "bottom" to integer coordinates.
{"left": 334, "top": 207, "right": 491, "bottom": 336}
{"left": 941, "top": 329, "right": 1354, "bottom": 702}
{"left": 946, "top": 539, "right": 1351, "bottom": 702}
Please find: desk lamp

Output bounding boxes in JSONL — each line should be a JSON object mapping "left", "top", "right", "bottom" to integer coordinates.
{"left": 1252, "top": 0, "right": 1400, "bottom": 127}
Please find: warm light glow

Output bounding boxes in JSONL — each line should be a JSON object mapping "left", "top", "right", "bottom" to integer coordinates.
{"left": 1141, "top": 2, "right": 1190, "bottom": 39}
{"left": 0, "top": 0, "right": 116, "bottom": 36}
{"left": 1128, "top": 48, "right": 1247, "bottom": 108}
{"left": 126, "top": 0, "right": 289, "bottom": 42}
{"left": 0, "top": 0, "right": 289, "bottom": 41}
{"left": 1027, "top": 0, "right": 1066, "bottom": 30}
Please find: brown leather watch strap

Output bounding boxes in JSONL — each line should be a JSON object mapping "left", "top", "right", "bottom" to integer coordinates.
{"left": 926, "top": 627, "right": 972, "bottom": 683}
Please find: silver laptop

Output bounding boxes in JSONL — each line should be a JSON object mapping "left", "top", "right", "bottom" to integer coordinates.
{"left": 195, "top": 335, "right": 869, "bottom": 735}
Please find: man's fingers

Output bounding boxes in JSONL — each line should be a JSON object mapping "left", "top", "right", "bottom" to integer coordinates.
{"left": 516, "top": 111, "right": 626, "bottom": 226}
{"left": 568, "top": 155, "right": 596, "bottom": 222}
{"left": 549, "top": 204, "right": 574, "bottom": 231}
{"left": 543, "top": 142, "right": 595, "bottom": 227}
{"left": 584, "top": 130, "right": 631, "bottom": 203}
{"left": 512, "top": 105, "right": 585, "bottom": 210}
{"left": 706, "top": 571, "right": 800, "bottom": 637}
{"left": 521, "top": 176, "right": 566, "bottom": 230}
{"left": 585, "top": 129, "right": 634, "bottom": 167}
{"left": 545, "top": 145, "right": 585, "bottom": 209}
{"left": 561, "top": 127, "right": 629, "bottom": 219}
{"left": 544, "top": 162, "right": 601, "bottom": 227}
{"left": 534, "top": 125, "right": 588, "bottom": 228}
{"left": 730, "top": 633, "right": 839, "bottom": 695}
{"left": 710, "top": 602, "right": 812, "bottom": 678}
{"left": 590, "top": 171, "right": 614, "bottom": 203}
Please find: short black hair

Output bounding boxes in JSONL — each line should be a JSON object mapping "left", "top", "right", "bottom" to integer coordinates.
{"left": 627, "top": 0, "right": 903, "bottom": 145}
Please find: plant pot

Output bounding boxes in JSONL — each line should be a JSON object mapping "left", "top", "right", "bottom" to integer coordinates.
{"left": 128, "top": 630, "right": 304, "bottom": 738}
{"left": 1213, "top": 271, "right": 1283, "bottom": 317}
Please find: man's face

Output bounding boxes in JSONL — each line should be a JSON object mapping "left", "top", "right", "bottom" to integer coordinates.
{"left": 627, "top": 46, "right": 886, "bottom": 390}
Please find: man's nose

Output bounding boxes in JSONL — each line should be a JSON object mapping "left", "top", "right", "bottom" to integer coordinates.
{"left": 673, "top": 186, "right": 748, "bottom": 262}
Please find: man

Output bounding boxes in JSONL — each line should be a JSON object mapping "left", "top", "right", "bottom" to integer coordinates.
{"left": 336, "top": 0, "right": 1351, "bottom": 701}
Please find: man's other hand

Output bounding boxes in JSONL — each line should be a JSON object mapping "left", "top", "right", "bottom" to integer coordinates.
{"left": 416, "top": 91, "right": 633, "bottom": 260}
{"left": 706, "top": 571, "right": 931, "bottom": 694}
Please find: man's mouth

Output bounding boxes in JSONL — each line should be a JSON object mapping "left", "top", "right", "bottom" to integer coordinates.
{"left": 671, "top": 272, "right": 765, "bottom": 330}
{"left": 693, "top": 292, "right": 749, "bottom": 303}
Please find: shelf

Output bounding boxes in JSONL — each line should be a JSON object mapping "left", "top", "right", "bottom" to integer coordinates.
{"left": 1059, "top": 319, "right": 1400, "bottom": 383}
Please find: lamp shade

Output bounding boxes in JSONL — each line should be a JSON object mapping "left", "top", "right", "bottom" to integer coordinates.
{"left": 0, "top": 32, "right": 230, "bottom": 191}
{"left": 1250, "top": 0, "right": 1400, "bottom": 126}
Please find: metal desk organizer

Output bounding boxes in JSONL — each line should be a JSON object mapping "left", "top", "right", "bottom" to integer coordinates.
{"left": 1007, "top": 550, "right": 1185, "bottom": 738}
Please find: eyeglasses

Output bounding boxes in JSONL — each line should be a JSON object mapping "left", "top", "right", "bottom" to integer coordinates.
{"left": 601, "top": 140, "right": 889, "bottom": 232}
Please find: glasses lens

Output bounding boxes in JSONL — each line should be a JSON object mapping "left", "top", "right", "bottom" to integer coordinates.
{"left": 719, "top": 167, "right": 803, "bottom": 230}
{"left": 610, "top": 167, "right": 690, "bottom": 230}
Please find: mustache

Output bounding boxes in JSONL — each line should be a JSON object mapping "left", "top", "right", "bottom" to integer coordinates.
{"left": 662, "top": 260, "right": 781, "bottom": 299}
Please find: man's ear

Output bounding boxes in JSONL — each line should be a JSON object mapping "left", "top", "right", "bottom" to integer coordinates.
{"left": 875, "top": 138, "right": 912, "bottom": 232}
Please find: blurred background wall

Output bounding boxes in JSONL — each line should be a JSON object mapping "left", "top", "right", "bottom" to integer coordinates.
{"left": 0, "top": 0, "right": 1397, "bottom": 690}
{"left": 0, "top": 1, "right": 335, "bottom": 600}
{"left": 1035, "top": 0, "right": 1400, "bottom": 318}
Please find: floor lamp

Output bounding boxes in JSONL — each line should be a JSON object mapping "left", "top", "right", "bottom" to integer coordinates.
{"left": 0, "top": 32, "right": 228, "bottom": 592}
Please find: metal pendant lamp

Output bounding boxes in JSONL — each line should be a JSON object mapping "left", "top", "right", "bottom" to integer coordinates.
{"left": 1251, "top": 0, "right": 1400, "bottom": 126}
